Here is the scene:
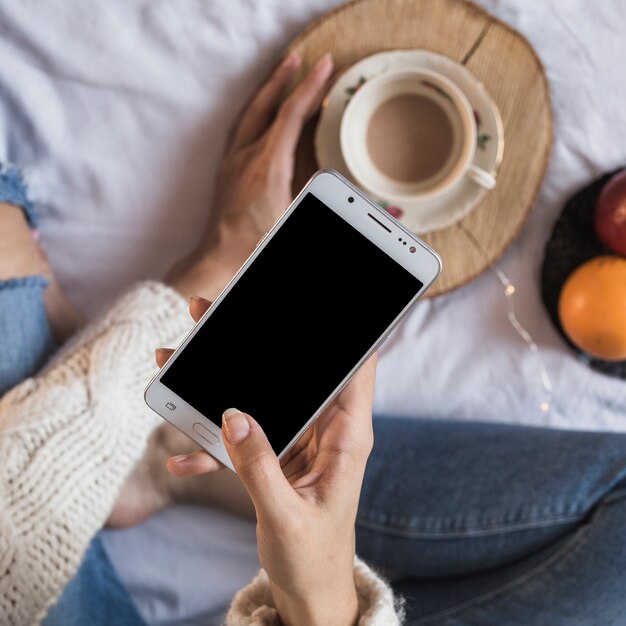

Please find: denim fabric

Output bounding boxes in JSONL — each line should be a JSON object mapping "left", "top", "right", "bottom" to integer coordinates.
{"left": 0, "top": 276, "right": 55, "bottom": 396}
{"left": 0, "top": 161, "right": 38, "bottom": 228}
{"left": 0, "top": 161, "right": 54, "bottom": 395}
{"left": 43, "top": 538, "right": 146, "bottom": 626}
{"left": 358, "top": 418, "right": 626, "bottom": 625}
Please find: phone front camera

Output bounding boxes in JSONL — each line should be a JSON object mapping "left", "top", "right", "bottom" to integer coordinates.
{"left": 348, "top": 196, "right": 355, "bottom": 203}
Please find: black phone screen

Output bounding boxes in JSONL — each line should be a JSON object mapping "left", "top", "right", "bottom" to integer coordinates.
{"left": 161, "top": 193, "right": 423, "bottom": 454}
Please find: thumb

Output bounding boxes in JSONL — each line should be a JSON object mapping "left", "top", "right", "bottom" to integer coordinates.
{"left": 222, "top": 408, "right": 294, "bottom": 519}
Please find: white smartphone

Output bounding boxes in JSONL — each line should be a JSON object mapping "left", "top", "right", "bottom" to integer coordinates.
{"left": 145, "top": 169, "right": 441, "bottom": 471}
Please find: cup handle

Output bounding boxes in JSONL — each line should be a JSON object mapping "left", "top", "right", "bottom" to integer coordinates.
{"left": 468, "top": 165, "right": 497, "bottom": 190}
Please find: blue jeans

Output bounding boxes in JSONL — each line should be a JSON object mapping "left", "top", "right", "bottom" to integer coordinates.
{"left": 358, "top": 419, "right": 626, "bottom": 624}
{"left": 3, "top": 164, "right": 626, "bottom": 625}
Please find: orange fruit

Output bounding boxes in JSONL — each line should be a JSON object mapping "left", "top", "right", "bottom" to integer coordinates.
{"left": 558, "top": 255, "right": 626, "bottom": 361}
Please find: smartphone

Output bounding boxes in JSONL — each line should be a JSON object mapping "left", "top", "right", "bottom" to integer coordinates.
{"left": 145, "top": 169, "right": 441, "bottom": 470}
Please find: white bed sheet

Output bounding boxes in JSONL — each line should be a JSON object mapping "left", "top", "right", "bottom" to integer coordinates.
{"left": 1, "top": 0, "right": 625, "bottom": 623}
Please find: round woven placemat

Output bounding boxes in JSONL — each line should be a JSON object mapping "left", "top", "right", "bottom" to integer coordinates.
{"left": 541, "top": 169, "right": 626, "bottom": 380}
{"left": 284, "top": 0, "right": 552, "bottom": 298}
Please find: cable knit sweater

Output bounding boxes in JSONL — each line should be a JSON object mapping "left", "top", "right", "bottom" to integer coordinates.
{"left": 0, "top": 282, "right": 401, "bottom": 625}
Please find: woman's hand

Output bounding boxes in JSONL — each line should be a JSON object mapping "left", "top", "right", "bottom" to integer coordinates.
{"left": 215, "top": 51, "right": 333, "bottom": 251}
{"left": 168, "top": 52, "right": 334, "bottom": 299}
{"left": 156, "top": 296, "right": 377, "bottom": 626}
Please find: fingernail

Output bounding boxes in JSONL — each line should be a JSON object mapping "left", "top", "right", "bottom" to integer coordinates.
{"left": 317, "top": 52, "right": 333, "bottom": 69}
{"left": 169, "top": 454, "right": 189, "bottom": 463}
{"left": 222, "top": 408, "right": 250, "bottom": 444}
{"left": 282, "top": 52, "right": 300, "bottom": 68}
{"left": 189, "top": 294, "right": 203, "bottom": 303}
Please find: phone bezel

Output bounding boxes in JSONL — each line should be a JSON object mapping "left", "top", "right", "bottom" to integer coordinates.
{"left": 145, "top": 169, "right": 442, "bottom": 471}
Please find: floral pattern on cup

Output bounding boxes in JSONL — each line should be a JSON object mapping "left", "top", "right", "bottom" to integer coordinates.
{"left": 345, "top": 76, "right": 367, "bottom": 104}
{"left": 421, "top": 80, "right": 453, "bottom": 103}
{"left": 345, "top": 76, "right": 491, "bottom": 151}
{"left": 474, "top": 109, "right": 491, "bottom": 151}
{"left": 378, "top": 200, "right": 404, "bottom": 219}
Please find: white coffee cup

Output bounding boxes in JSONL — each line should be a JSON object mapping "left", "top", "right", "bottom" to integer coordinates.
{"left": 340, "top": 68, "right": 496, "bottom": 203}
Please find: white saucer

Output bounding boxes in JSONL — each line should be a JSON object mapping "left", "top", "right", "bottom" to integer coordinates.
{"left": 315, "top": 50, "right": 504, "bottom": 234}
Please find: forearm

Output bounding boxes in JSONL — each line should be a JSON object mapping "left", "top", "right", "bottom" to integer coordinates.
{"left": 271, "top": 566, "right": 359, "bottom": 626}
{"left": 0, "top": 282, "right": 189, "bottom": 625}
{"left": 164, "top": 226, "right": 257, "bottom": 302}
{"left": 273, "top": 588, "right": 359, "bottom": 626}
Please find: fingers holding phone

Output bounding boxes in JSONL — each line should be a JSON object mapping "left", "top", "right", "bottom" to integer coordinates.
{"left": 156, "top": 296, "right": 221, "bottom": 477}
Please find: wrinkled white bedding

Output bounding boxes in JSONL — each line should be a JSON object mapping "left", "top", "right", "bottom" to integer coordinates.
{"left": 1, "top": 0, "right": 625, "bottom": 623}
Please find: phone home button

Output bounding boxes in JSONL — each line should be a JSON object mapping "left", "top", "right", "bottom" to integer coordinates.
{"left": 193, "top": 422, "right": 220, "bottom": 446}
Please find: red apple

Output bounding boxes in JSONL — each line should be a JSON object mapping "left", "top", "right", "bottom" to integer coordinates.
{"left": 595, "top": 170, "right": 626, "bottom": 256}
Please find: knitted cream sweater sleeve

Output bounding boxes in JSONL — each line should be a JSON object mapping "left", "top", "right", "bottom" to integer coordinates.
{"left": 227, "top": 557, "right": 404, "bottom": 625}
{"left": 0, "top": 282, "right": 190, "bottom": 626}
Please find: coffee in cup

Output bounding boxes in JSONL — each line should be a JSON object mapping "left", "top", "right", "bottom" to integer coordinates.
{"left": 340, "top": 69, "right": 496, "bottom": 203}
{"left": 366, "top": 91, "right": 456, "bottom": 184}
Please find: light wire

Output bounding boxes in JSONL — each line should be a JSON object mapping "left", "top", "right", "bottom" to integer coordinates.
{"left": 457, "top": 223, "right": 554, "bottom": 417}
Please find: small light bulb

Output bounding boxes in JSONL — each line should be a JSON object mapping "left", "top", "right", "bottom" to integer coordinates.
{"left": 541, "top": 402, "right": 550, "bottom": 412}
{"left": 505, "top": 285, "right": 515, "bottom": 296}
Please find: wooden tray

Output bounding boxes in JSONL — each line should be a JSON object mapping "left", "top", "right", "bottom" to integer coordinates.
{"left": 285, "top": 0, "right": 553, "bottom": 298}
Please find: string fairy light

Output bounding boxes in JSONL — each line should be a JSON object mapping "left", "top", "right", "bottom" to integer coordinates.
{"left": 457, "top": 223, "right": 554, "bottom": 417}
